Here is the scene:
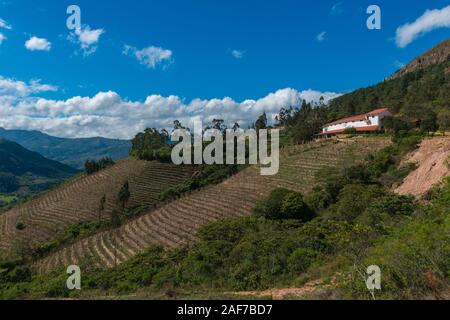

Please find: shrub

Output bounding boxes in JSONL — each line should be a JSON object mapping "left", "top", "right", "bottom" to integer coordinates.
{"left": 281, "top": 192, "right": 315, "bottom": 221}
{"left": 15, "top": 222, "right": 25, "bottom": 231}
{"left": 343, "top": 127, "right": 357, "bottom": 135}
{"left": 159, "top": 165, "right": 240, "bottom": 201}
{"left": 324, "top": 184, "right": 385, "bottom": 222}
{"left": 287, "top": 248, "right": 318, "bottom": 273}
{"left": 84, "top": 157, "right": 115, "bottom": 174}
{"left": 356, "top": 193, "right": 416, "bottom": 233}
{"left": 253, "top": 188, "right": 315, "bottom": 221}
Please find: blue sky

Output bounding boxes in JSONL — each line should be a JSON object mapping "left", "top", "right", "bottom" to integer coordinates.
{"left": 0, "top": 0, "right": 449, "bottom": 138}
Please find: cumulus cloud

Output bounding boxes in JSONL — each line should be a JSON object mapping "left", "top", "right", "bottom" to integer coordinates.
{"left": 231, "top": 49, "right": 244, "bottom": 59}
{"left": 25, "top": 36, "right": 51, "bottom": 51}
{"left": 316, "top": 31, "right": 326, "bottom": 42}
{"left": 0, "top": 76, "right": 57, "bottom": 97}
{"left": 123, "top": 45, "right": 173, "bottom": 69}
{"left": 396, "top": 5, "right": 450, "bottom": 48}
{"left": 68, "top": 25, "right": 104, "bottom": 56}
{"left": 0, "top": 79, "right": 341, "bottom": 139}
{"left": 0, "top": 18, "right": 11, "bottom": 30}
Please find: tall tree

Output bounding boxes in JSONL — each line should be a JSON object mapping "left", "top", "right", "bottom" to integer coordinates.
{"left": 98, "top": 194, "right": 106, "bottom": 223}
{"left": 255, "top": 112, "right": 268, "bottom": 130}
{"left": 118, "top": 181, "right": 131, "bottom": 212}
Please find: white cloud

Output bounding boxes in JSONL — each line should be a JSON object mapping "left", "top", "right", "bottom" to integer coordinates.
{"left": 0, "top": 18, "right": 11, "bottom": 30}
{"left": 231, "top": 49, "right": 244, "bottom": 59}
{"left": 0, "top": 77, "right": 341, "bottom": 139}
{"left": 330, "top": 2, "right": 344, "bottom": 16}
{"left": 396, "top": 5, "right": 450, "bottom": 48}
{"left": 25, "top": 36, "right": 51, "bottom": 51}
{"left": 316, "top": 31, "right": 326, "bottom": 42}
{"left": 124, "top": 45, "right": 173, "bottom": 69}
{"left": 0, "top": 33, "right": 5, "bottom": 45}
{"left": 69, "top": 25, "right": 105, "bottom": 56}
{"left": 0, "top": 76, "right": 57, "bottom": 97}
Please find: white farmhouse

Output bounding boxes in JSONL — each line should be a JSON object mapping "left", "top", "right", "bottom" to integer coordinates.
{"left": 319, "top": 108, "right": 392, "bottom": 137}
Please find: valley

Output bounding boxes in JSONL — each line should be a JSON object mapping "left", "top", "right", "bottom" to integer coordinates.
{"left": 0, "top": 35, "right": 449, "bottom": 301}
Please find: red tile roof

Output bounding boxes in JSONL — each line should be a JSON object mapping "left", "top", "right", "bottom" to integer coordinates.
{"left": 324, "top": 108, "right": 390, "bottom": 127}
{"left": 318, "top": 125, "right": 382, "bottom": 136}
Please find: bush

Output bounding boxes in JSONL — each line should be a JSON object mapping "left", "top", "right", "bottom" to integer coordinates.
{"left": 324, "top": 184, "right": 385, "bottom": 222}
{"left": 159, "top": 165, "right": 240, "bottom": 201}
{"left": 15, "top": 223, "right": 25, "bottom": 231}
{"left": 85, "top": 157, "right": 115, "bottom": 174}
{"left": 155, "top": 146, "right": 172, "bottom": 163}
{"left": 253, "top": 188, "right": 315, "bottom": 221}
{"left": 287, "top": 248, "right": 318, "bottom": 273}
{"left": 281, "top": 193, "right": 315, "bottom": 221}
{"left": 343, "top": 127, "right": 357, "bottom": 135}
{"left": 356, "top": 193, "right": 416, "bottom": 233}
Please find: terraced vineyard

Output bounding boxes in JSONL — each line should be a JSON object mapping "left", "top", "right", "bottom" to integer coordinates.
{"left": 36, "top": 138, "right": 390, "bottom": 273}
{"left": 0, "top": 159, "right": 194, "bottom": 253}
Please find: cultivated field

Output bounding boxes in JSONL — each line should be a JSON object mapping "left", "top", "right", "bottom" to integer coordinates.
{"left": 0, "top": 159, "right": 193, "bottom": 253}
{"left": 35, "top": 138, "right": 390, "bottom": 273}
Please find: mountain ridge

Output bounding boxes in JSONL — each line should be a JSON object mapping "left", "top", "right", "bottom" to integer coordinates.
{"left": 388, "top": 38, "right": 450, "bottom": 81}
{"left": 0, "top": 128, "right": 131, "bottom": 169}
{"left": 0, "top": 139, "right": 78, "bottom": 197}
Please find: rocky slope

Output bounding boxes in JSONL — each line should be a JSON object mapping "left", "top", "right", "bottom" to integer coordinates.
{"left": 396, "top": 137, "right": 450, "bottom": 197}
{"left": 388, "top": 38, "right": 450, "bottom": 81}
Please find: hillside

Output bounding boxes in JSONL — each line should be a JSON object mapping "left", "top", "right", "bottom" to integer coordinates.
{"left": 0, "top": 140, "right": 77, "bottom": 178}
{"left": 327, "top": 39, "right": 450, "bottom": 119}
{"left": 0, "top": 159, "right": 194, "bottom": 254}
{"left": 396, "top": 137, "right": 450, "bottom": 197}
{"left": 388, "top": 39, "right": 450, "bottom": 81}
{"left": 35, "top": 138, "right": 390, "bottom": 272}
{"left": 0, "top": 140, "right": 78, "bottom": 198}
{"left": 0, "top": 128, "right": 131, "bottom": 169}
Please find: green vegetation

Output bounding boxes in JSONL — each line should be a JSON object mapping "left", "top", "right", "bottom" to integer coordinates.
{"left": 0, "top": 194, "right": 18, "bottom": 206}
{"left": 84, "top": 157, "right": 115, "bottom": 174}
{"left": 0, "top": 128, "right": 131, "bottom": 169}
{"left": 277, "top": 57, "right": 449, "bottom": 144}
{"left": 253, "top": 188, "right": 315, "bottom": 222}
{"left": 328, "top": 57, "right": 449, "bottom": 119}
{"left": 0, "top": 139, "right": 79, "bottom": 206}
{"left": 0, "top": 140, "right": 77, "bottom": 178}
{"left": 0, "top": 173, "right": 19, "bottom": 193}
{"left": 1, "top": 133, "right": 448, "bottom": 300}
{"left": 159, "top": 164, "right": 240, "bottom": 201}
{"left": 343, "top": 127, "right": 357, "bottom": 135}
{"left": 1, "top": 45, "right": 449, "bottom": 300}
{"left": 130, "top": 128, "right": 172, "bottom": 162}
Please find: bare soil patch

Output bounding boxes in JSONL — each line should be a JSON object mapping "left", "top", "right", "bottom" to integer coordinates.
{"left": 395, "top": 137, "right": 450, "bottom": 197}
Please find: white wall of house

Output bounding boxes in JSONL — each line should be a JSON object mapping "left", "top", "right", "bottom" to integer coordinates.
{"left": 322, "top": 110, "right": 391, "bottom": 133}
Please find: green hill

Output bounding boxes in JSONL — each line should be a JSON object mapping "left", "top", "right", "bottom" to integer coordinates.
{"left": 0, "top": 139, "right": 78, "bottom": 199}
{"left": 0, "top": 128, "right": 131, "bottom": 169}
{"left": 327, "top": 39, "right": 450, "bottom": 119}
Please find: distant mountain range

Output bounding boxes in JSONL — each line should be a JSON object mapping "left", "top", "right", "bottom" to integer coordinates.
{"left": 0, "top": 139, "right": 78, "bottom": 200}
{"left": 0, "top": 128, "right": 131, "bottom": 169}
